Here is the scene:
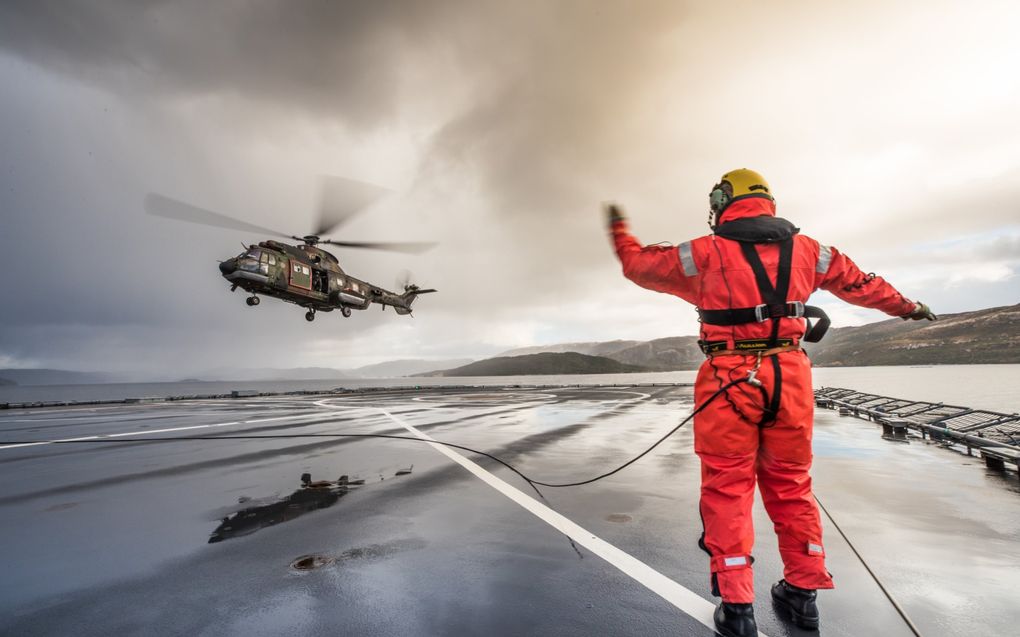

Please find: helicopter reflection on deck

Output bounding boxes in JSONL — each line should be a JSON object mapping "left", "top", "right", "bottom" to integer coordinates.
{"left": 208, "top": 473, "right": 364, "bottom": 543}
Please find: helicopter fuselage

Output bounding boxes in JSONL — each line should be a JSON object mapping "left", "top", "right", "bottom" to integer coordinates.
{"left": 217, "top": 240, "right": 429, "bottom": 320}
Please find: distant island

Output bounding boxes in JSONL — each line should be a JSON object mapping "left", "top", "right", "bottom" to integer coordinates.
{"left": 417, "top": 352, "right": 648, "bottom": 376}
{"left": 0, "top": 369, "right": 115, "bottom": 386}
{"left": 417, "top": 303, "right": 1020, "bottom": 375}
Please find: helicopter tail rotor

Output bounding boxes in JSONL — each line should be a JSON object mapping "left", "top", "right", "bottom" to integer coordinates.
{"left": 396, "top": 270, "right": 437, "bottom": 295}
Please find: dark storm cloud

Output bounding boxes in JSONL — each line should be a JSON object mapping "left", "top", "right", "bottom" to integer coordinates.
{"left": 0, "top": 0, "right": 689, "bottom": 303}
{"left": 0, "top": 0, "right": 685, "bottom": 202}
{"left": 0, "top": 0, "right": 468, "bottom": 126}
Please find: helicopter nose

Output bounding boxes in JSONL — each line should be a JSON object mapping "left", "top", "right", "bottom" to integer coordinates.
{"left": 218, "top": 259, "right": 237, "bottom": 275}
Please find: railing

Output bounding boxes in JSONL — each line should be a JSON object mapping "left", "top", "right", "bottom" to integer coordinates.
{"left": 814, "top": 386, "right": 1020, "bottom": 474}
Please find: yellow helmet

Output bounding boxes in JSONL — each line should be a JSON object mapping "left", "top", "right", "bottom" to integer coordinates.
{"left": 709, "top": 168, "right": 774, "bottom": 218}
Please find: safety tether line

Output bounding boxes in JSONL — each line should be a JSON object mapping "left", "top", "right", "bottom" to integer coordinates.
{"left": 814, "top": 495, "right": 924, "bottom": 637}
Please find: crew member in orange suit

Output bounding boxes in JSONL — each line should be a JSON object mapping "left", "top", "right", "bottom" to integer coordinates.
{"left": 606, "top": 169, "right": 935, "bottom": 636}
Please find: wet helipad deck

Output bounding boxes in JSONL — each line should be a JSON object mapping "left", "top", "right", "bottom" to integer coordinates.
{"left": 0, "top": 386, "right": 1017, "bottom": 636}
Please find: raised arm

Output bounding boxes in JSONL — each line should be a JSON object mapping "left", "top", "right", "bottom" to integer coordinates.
{"left": 606, "top": 204, "right": 698, "bottom": 304}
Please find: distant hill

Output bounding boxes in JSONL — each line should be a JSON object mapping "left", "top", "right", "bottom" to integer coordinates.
{"left": 202, "top": 367, "right": 350, "bottom": 381}
{"left": 803, "top": 304, "right": 1020, "bottom": 366}
{"left": 498, "top": 340, "right": 640, "bottom": 358}
{"left": 0, "top": 369, "right": 117, "bottom": 386}
{"left": 419, "top": 352, "right": 649, "bottom": 377}
{"left": 607, "top": 336, "right": 703, "bottom": 370}
{"left": 350, "top": 358, "right": 474, "bottom": 378}
{"left": 486, "top": 304, "right": 1020, "bottom": 369}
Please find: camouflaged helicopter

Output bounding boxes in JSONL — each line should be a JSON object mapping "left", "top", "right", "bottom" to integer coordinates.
{"left": 145, "top": 177, "right": 436, "bottom": 321}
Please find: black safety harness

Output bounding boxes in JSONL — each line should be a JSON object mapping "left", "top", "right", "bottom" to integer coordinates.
{"left": 695, "top": 217, "right": 832, "bottom": 425}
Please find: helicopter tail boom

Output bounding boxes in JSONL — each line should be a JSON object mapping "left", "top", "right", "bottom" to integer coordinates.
{"left": 393, "top": 287, "right": 436, "bottom": 315}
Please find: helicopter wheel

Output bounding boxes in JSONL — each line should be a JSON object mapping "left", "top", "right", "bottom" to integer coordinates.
{"left": 305, "top": 310, "right": 315, "bottom": 322}
{"left": 340, "top": 306, "right": 352, "bottom": 318}
{"left": 246, "top": 296, "right": 260, "bottom": 306}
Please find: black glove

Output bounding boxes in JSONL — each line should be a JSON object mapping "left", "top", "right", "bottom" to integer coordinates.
{"left": 902, "top": 302, "right": 937, "bottom": 321}
{"left": 605, "top": 202, "right": 625, "bottom": 227}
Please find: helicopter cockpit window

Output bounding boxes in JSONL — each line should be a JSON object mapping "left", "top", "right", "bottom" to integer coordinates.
{"left": 239, "top": 249, "right": 261, "bottom": 272}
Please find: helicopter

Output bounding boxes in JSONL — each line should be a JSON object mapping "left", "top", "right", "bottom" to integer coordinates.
{"left": 145, "top": 177, "right": 436, "bottom": 322}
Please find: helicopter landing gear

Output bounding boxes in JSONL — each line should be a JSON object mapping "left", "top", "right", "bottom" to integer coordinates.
{"left": 305, "top": 310, "right": 316, "bottom": 322}
{"left": 340, "top": 306, "right": 352, "bottom": 318}
{"left": 246, "top": 296, "right": 260, "bottom": 306}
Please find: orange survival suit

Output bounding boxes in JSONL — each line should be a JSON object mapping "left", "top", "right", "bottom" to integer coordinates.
{"left": 610, "top": 196, "right": 916, "bottom": 603}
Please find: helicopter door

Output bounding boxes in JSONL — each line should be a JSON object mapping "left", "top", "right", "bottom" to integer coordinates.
{"left": 289, "top": 262, "right": 312, "bottom": 290}
{"left": 311, "top": 268, "right": 328, "bottom": 294}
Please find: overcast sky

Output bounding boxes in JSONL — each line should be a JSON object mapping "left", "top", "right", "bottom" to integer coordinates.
{"left": 1, "top": 0, "right": 1018, "bottom": 377}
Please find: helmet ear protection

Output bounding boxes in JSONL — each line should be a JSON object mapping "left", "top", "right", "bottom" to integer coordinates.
{"left": 709, "top": 181, "right": 732, "bottom": 214}
{"left": 708, "top": 180, "right": 733, "bottom": 229}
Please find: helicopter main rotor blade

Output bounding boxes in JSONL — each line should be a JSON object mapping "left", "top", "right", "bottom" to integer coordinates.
{"left": 315, "top": 176, "right": 391, "bottom": 236}
{"left": 145, "top": 193, "right": 292, "bottom": 240}
{"left": 320, "top": 239, "right": 436, "bottom": 254}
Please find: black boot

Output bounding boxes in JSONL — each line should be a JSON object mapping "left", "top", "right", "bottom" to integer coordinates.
{"left": 713, "top": 602, "right": 756, "bottom": 637}
{"left": 771, "top": 579, "right": 819, "bottom": 630}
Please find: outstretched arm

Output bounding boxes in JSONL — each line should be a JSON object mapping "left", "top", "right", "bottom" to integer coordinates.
{"left": 815, "top": 245, "right": 935, "bottom": 320}
{"left": 606, "top": 204, "right": 698, "bottom": 304}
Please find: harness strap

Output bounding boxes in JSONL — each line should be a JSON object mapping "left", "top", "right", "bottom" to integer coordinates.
{"left": 763, "top": 355, "right": 782, "bottom": 426}
{"left": 704, "top": 343, "right": 800, "bottom": 358}
{"left": 699, "top": 338, "right": 797, "bottom": 355}
{"left": 697, "top": 238, "right": 831, "bottom": 343}
{"left": 737, "top": 240, "right": 792, "bottom": 426}
{"left": 697, "top": 302, "right": 805, "bottom": 326}
{"left": 802, "top": 305, "right": 830, "bottom": 343}
{"left": 739, "top": 239, "right": 793, "bottom": 348}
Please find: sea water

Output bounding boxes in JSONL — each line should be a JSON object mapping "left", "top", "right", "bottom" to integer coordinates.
{"left": 1, "top": 364, "right": 1018, "bottom": 414}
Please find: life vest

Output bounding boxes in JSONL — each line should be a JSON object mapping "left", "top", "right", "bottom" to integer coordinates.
{"left": 677, "top": 212, "right": 831, "bottom": 351}
{"left": 697, "top": 216, "right": 830, "bottom": 349}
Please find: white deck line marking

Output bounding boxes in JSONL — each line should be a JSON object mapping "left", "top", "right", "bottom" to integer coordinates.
{"left": 7, "top": 410, "right": 231, "bottom": 423}
{"left": 319, "top": 400, "right": 768, "bottom": 636}
{"left": 410, "top": 393, "right": 559, "bottom": 402}
{"left": 0, "top": 410, "right": 368, "bottom": 451}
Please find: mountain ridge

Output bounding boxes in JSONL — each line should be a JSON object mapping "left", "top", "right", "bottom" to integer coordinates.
{"left": 418, "top": 352, "right": 649, "bottom": 377}
{"left": 429, "top": 303, "right": 1019, "bottom": 374}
